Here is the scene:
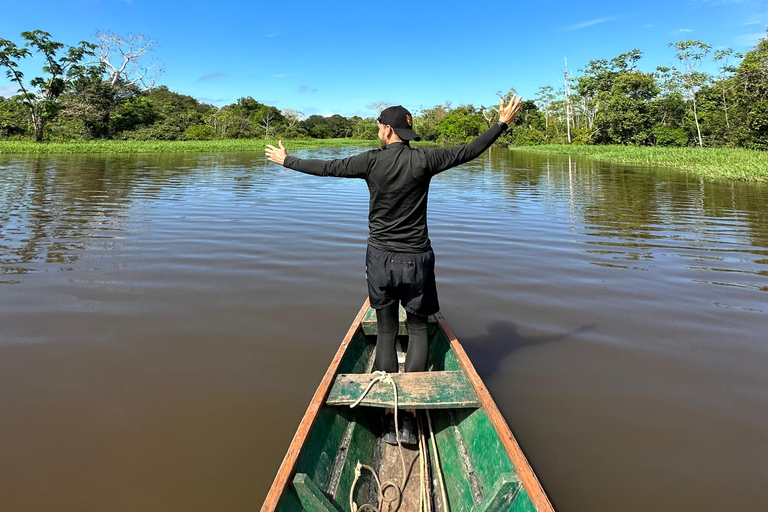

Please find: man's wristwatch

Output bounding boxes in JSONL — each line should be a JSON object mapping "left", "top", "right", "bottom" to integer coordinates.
{"left": 495, "top": 121, "right": 508, "bottom": 129}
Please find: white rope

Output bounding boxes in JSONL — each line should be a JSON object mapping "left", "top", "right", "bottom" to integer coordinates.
{"left": 348, "top": 371, "right": 410, "bottom": 512}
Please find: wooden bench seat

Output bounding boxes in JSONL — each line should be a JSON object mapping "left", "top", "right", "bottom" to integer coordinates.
{"left": 326, "top": 371, "right": 480, "bottom": 409}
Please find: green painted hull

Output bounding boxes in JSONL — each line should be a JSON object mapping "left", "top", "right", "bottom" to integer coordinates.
{"left": 262, "top": 304, "right": 553, "bottom": 512}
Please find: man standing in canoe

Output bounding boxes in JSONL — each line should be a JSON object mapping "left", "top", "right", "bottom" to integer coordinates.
{"left": 265, "top": 94, "right": 522, "bottom": 440}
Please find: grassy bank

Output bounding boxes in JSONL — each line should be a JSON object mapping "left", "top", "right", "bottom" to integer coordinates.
{"left": 512, "top": 144, "right": 768, "bottom": 182}
{"left": 0, "top": 138, "right": 378, "bottom": 154}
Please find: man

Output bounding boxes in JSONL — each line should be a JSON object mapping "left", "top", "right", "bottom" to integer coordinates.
{"left": 265, "top": 94, "right": 522, "bottom": 442}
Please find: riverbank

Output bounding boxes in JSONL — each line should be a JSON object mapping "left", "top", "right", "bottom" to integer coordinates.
{"left": 512, "top": 144, "right": 768, "bottom": 182}
{"left": 0, "top": 138, "right": 379, "bottom": 154}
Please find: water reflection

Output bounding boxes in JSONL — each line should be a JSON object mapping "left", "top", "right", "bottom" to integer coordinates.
{"left": 0, "top": 153, "right": 270, "bottom": 281}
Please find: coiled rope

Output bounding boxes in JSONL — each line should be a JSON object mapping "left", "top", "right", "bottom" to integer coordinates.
{"left": 348, "top": 371, "right": 449, "bottom": 512}
{"left": 349, "top": 371, "right": 405, "bottom": 512}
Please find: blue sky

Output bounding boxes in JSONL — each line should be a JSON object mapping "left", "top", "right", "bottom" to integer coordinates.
{"left": 1, "top": 0, "right": 767, "bottom": 118}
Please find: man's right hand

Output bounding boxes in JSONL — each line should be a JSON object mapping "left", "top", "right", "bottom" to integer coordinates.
{"left": 498, "top": 95, "right": 523, "bottom": 125}
{"left": 265, "top": 140, "right": 288, "bottom": 165}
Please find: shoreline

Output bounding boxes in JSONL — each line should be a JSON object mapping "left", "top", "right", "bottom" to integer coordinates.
{"left": 0, "top": 138, "right": 379, "bottom": 155}
{"left": 511, "top": 144, "right": 768, "bottom": 182}
{"left": 3, "top": 140, "right": 766, "bottom": 183}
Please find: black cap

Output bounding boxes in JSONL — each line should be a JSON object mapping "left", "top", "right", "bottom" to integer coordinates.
{"left": 377, "top": 105, "right": 421, "bottom": 141}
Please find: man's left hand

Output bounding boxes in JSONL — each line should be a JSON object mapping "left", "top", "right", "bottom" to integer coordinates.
{"left": 498, "top": 95, "right": 523, "bottom": 125}
{"left": 265, "top": 140, "right": 288, "bottom": 165}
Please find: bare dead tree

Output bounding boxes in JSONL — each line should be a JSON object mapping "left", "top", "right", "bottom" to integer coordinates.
{"left": 479, "top": 106, "right": 496, "bottom": 128}
{"left": 367, "top": 101, "right": 395, "bottom": 116}
{"left": 260, "top": 111, "right": 276, "bottom": 137}
{"left": 563, "top": 58, "right": 573, "bottom": 144}
{"left": 94, "top": 31, "right": 162, "bottom": 90}
{"left": 281, "top": 108, "right": 303, "bottom": 127}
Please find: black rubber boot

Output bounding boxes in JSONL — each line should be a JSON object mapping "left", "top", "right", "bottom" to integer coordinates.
{"left": 382, "top": 412, "right": 398, "bottom": 445}
{"left": 398, "top": 411, "right": 418, "bottom": 446}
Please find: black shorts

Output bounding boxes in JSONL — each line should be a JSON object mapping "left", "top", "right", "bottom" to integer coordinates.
{"left": 365, "top": 244, "right": 439, "bottom": 317}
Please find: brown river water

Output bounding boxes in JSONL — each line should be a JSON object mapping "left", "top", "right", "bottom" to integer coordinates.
{"left": 1, "top": 147, "right": 766, "bottom": 512}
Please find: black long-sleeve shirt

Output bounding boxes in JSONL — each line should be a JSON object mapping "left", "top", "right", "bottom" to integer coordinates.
{"left": 282, "top": 121, "right": 507, "bottom": 252}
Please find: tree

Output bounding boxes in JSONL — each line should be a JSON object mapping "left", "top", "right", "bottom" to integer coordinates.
{"left": 563, "top": 58, "right": 573, "bottom": 143}
{"left": 352, "top": 116, "right": 377, "bottom": 139}
{"left": 0, "top": 30, "right": 96, "bottom": 141}
{"left": 713, "top": 48, "right": 743, "bottom": 131}
{"left": 669, "top": 40, "right": 713, "bottom": 147}
{"left": 0, "top": 96, "right": 27, "bottom": 137}
{"left": 599, "top": 71, "right": 660, "bottom": 145}
{"left": 735, "top": 36, "right": 768, "bottom": 149}
{"left": 438, "top": 105, "right": 486, "bottom": 144}
{"left": 281, "top": 108, "right": 303, "bottom": 128}
{"left": 254, "top": 105, "right": 284, "bottom": 138}
{"left": 61, "top": 69, "right": 138, "bottom": 138}
{"left": 414, "top": 102, "right": 451, "bottom": 142}
{"left": 534, "top": 85, "right": 557, "bottom": 134}
{"left": 94, "top": 31, "right": 162, "bottom": 90}
{"left": 367, "top": 101, "right": 394, "bottom": 117}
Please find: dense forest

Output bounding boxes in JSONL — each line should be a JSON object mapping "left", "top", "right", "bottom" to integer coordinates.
{"left": 2, "top": 30, "right": 768, "bottom": 149}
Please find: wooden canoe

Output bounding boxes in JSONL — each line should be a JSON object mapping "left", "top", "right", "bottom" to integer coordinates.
{"left": 261, "top": 299, "right": 555, "bottom": 512}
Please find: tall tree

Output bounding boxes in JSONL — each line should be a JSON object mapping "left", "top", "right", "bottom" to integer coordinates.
{"left": 0, "top": 30, "right": 96, "bottom": 141}
{"left": 713, "top": 48, "right": 743, "bottom": 131}
{"left": 281, "top": 108, "right": 303, "bottom": 128}
{"left": 735, "top": 37, "right": 768, "bottom": 148}
{"left": 669, "top": 40, "right": 713, "bottom": 147}
{"left": 534, "top": 85, "right": 557, "bottom": 134}
{"left": 563, "top": 58, "right": 573, "bottom": 143}
{"left": 367, "top": 101, "right": 394, "bottom": 117}
{"left": 94, "top": 31, "right": 162, "bottom": 90}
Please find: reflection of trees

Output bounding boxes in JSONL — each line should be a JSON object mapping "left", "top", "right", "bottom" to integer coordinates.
{"left": 501, "top": 151, "right": 768, "bottom": 257}
{"left": 0, "top": 152, "right": 269, "bottom": 280}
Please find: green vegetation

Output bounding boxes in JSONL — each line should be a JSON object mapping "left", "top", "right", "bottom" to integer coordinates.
{"left": 513, "top": 145, "right": 768, "bottom": 182}
{"left": 0, "top": 138, "right": 377, "bottom": 154}
{"left": 3, "top": 28, "right": 768, "bottom": 173}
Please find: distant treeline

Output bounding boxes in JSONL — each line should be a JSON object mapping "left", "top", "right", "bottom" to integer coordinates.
{"left": 1, "top": 30, "right": 767, "bottom": 149}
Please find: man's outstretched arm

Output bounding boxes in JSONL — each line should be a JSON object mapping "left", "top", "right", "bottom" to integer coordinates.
{"left": 265, "top": 140, "right": 369, "bottom": 178}
{"left": 423, "top": 94, "right": 523, "bottom": 175}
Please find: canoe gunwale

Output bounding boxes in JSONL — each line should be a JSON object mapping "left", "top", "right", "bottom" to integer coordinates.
{"left": 434, "top": 311, "right": 555, "bottom": 512}
{"left": 260, "top": 299, "right": 372, "bottom": 512}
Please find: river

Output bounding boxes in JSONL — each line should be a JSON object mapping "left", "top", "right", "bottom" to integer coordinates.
{"left": 1, "top": 147, "right": 766, "bottom": 511}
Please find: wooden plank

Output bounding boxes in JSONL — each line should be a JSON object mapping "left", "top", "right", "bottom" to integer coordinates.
{"left": 326, "top": 371, "right": 480, "bottom": 409}
{"left": 429, "top": 409, "right": 477, "bottom": 512}
{"left": 295, "top": 407, "right": 354, "bottom": 491}
{"left": 261, "top": 300, "right": 372, "bottom": 512}
{"left": 275, "top": 486, "right": 304, "bottom": 512}
{"left": 329, "top": 412, "right": 378, "bottom": 512}
{"left": 471, "top": 473, "right": 522, "bottom": 512}
{"left": 292, "top": 473, "right": 342, "bottom": 512}
{"left": 435, "top": 312, "right": 556, "bottom": 512}
{"left": 336, "top": 330, "right": 375, "bottom": 375}
{"left": 362, "top": 306, "right": 438, "bottom": 336}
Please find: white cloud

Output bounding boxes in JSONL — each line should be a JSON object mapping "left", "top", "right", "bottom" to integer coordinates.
{"left": 564, "top": 17, "right": 616, "bottom": 31}
{"left": 678, "top": 28, "right": 694, "bottom": 32}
